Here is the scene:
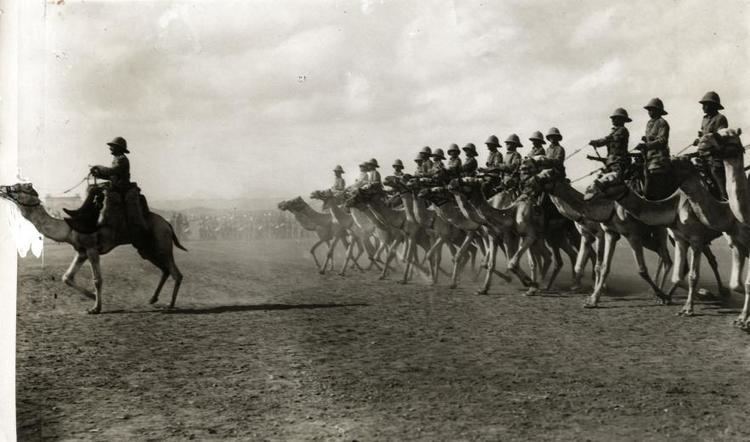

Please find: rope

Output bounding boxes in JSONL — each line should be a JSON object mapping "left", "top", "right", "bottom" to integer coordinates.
{"left": 570, "top": 168, "right": 601, "bottom": 184}
{"left": 61, "top": 174, "right": 90, "bottom": 194}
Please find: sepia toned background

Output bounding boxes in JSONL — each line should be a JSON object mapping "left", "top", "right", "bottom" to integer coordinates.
{"left": 15, "top": 0, "right": 750, "bottom": 206}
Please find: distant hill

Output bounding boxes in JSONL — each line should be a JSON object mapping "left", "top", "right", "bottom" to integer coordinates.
{"left": 149, "top": 196, "right": 293, "bottom": 214}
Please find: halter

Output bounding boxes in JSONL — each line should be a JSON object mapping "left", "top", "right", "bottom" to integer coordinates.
{"left": 3, "top": 191, "right": 41, "bottom": 208}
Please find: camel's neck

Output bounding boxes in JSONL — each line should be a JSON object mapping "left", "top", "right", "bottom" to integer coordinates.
{"left": 397, "top": 192, "right": 418, "bottom": 223}
{"left": 553, "top": 182, "right": 613, "bottom": 222}
{"left": 411, "top": 193, "right": 432, "bottom": 225}
{"left": 723, "top": 156, "right": 750, "bottom": 225}
{"left": 433, "top": 199, "right": 479, "bottom": 230}
{"left": 349, "top": 206, "right": 374, "bottom": 231}
{"left": 368, "top": 196, "right": 405, "bottom": 229}
{"left": 20, "top": 204, "right": 72, "bottom": 244}
{"left": 326, "top": 201, "right": 352, "bottom": 226}
{"left": 297, "top": 203, "right": 332, "bottom": 226}
{"left": 452, "top": 191, "right": 485, "bottom": 225}
{"left": 613, "top": 187, "right": 680, "bottom": 226}
{"left": 679, "top": 172, "right": 737, "bottom": 231}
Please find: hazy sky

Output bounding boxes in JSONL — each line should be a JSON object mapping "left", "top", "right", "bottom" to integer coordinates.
{"left": 17, "top": 0, "right": 750, "bottom": 201}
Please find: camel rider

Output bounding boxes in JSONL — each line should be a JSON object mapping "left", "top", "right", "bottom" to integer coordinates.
{"left": 392, "top": 159, "right": 405, "bottom": 177}
{"left": 332, "top": 165, "right": 346, "bottom": 191}
{"left": 353, "top": 162, "right": 369, "bottom": 188}
{"left": 494, "top": 134, "right": 523, "bottom": 187}
{"left": 418, "top": 146, "right": 434, "bottom": 176}
{"left": 461, "top": 143, "right": 479, "bottom": 177}
{"left": 588, "top": 108, "right": 631, "bottom": 177}
{"left": 413, "top": 154, "right": 424, "bottom": 176}
{"left": 634, "top": 98, "right": 672, "bottom": 199}
{"left": 64, "top": 136, "right": 148, "bottom": 235}
{"left": 528, "top": 131, "right": 546, "bottom": 157}
{"left": 446, "top": 144, "right": 462, "bottom": 177}
{"left": 544, "top": 127, "right": 566, "bottom": 177}
{"left": 428, "top": 148, "right": 449, "bottom": 183}
{"left": 367, "top": 158, "right": 382, "bottom": 184}
{"left": 693, "top": 91, "right": 729, "bottom": 199}
{"left": 483, "top": 135, "right": 504, "bottom": 173}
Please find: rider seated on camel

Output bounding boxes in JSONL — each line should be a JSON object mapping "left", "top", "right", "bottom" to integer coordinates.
{"left": 588, "top": 107, "right": 632, "bottom": 179}
{"left": 63, "top": 136, "right": 149, "bottom": 240}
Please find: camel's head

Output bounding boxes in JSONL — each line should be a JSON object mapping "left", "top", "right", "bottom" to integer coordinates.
{"left": 533, "top": 169, "right": 561, "bottom": 192}
{"left": 583, "top": 172, "right": 627, "bottom": 201}
{"left": 418, "top": 186, "right": 450, "bottom": 204}
{"left": 669, "top": 154, "right": 702, "bottom": 180}
{"left": 0, "top": 183, "right": 41, "bottom": 208}
{"left": 277, "top": 196, "right": 306, "bottom": 212}
{"left": 382, "top": 175, "right": 402, "bottom": 190}
{"left": 697, "top": 127, "right": 743, "bottom": 159}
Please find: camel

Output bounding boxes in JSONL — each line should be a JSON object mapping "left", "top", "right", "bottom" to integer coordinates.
{"left": 667, "top": 155, "right": 750, "bottom": 324}
{"left": 533, "top": 171, "right": 673, "bottom": 307}
{"left": 309, "top": 189, "right": 375, "bottom": 275}
{"left": 0, "top": 183, "right": 185, "bottom": 314}
{"left": 384, "top": 175, "right": 465, "bottom": 284}
{"left": 345, "top": 183, "right": 431, "bottom": 283}
{"left": 585, "top": 171, "right": 727, "bottom": 316}
{"left": 278, "top": 196, "right": 349, "bottom": 272}
{"left": 447, "top": 177, "right": 553, "bottom": 295}
{"left": 417, "top": 185, "right": 488, "bottom": 288}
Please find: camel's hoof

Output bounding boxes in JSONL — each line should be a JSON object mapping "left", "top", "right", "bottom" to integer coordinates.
{"left": 397, "top": 280, "right": 407, "bottom": 285}
{"left": 338, "top": 272, "right": 346, "bottom": 277}
{"left": 476, "top": 289, "right": 488, "bottom": 295}
{"left": 378, "top": 276, "right": 387, "bottom": 281}
{"left": 676, "top": 309, "right": 694, "bottom": 317}
{"left": 733, "top": 316, "right": 747, "bottom": 327}
{"left": 449, "top": 284, "right": 457, "bottom": 290}
{"left": 523, "top": 288, "right": 538, "bottom": 297}
{"left": 697, "top": 288, "right": 712, "bottom": 298}
{"left": 87, "top": 307, "right": 101, "bottom": 315}
{"left": 318, "top": 270, "right": 326, "bottom": 275}
{"left": 148, "top": 297, "right": 158, "bottom": 305}
{"left": 583, "top": 298, "right": 598, "bottom": 309}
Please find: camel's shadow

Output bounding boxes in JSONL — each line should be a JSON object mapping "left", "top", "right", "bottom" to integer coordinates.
{"left": 159, "top": 302, "right": 368, "bottom": 315}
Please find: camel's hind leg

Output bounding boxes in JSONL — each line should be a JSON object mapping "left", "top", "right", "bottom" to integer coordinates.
{"left": 703, "top": 245, "right": 728, "bottom": 297}
{"left": 62, "top": 250, "right": 95, "bottom": 300}
{"left": 86, "top": 249, "right": 103, "bottom": 314}
{"left": 167, "top": 257, "right": 184, "bottom": 309}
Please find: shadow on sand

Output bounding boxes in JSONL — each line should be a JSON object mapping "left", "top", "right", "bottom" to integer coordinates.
{"left": 160, "top": 302, "right": 369, "bottom": 315}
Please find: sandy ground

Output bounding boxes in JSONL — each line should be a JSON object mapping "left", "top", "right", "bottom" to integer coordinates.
{"left": 15, "top": 238, "right": 750, "bottom": 441}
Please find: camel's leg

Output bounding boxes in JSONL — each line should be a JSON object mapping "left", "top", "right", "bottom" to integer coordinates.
{"left": 351, "top": 237, "right": 366, "bottom": 272}
{"left": 508, "top": 235, "right": 538, "bottom": 293}
{"left": 339, "top": 239, "right": 356, "bottom": 276}
{"left": 703, "top": 246, "right": 727, "bottom": 297}
{"left": 86, "top": 249, "right": 103, "bottom": 314}
{"left": 149, "top": 270, "right": 169, "bottom": 305}
{"left": 536, "top": 239, "right": 552, "bottom": 281}
{"left": 585, "top": 232, "right": 617, "bottom": 308}
{"left": 678, "top": 245, "right": 702, "bottom": 316}
{"left": 62, "top": 251, "right": 95, "bottom": 299}
{"left": 545, "top": 245, "right": 564, "bottom": 292}
{"left": 738, "top": 259, "right": 750, "bottom": 328}
{"left": 666, "top": 239, "right": 688, "bottom": 301}
{"left": 729, "top": 246, "right": 745, "bottom": 295}
{"left": 399, "top": 237, "right": 417, "bottom": 284}
{"left": 320, "top": 237, "right": 341, "bottom": 275}
{"left": 380, "top": 238, "right": 401, "bottom": 280}
{"left": 628, "top": 238, "right": 669, "bottom": 304}
{"left": 571, "top": 234, "right": 592, "bottom": 292}
{"left": 559, "top": 235, "right": 580, "bottom": 286}
{"left": 167, "top": 257, "right": 184, "bottom": 309}
{"left": 451, "top": 236, "right": 474, "bottom": 289}
{"left": 477, "top": 237, "right": 498, "bottom": 295}
{"left": 309, "top": 239, "right": 328, "bottom": 270}
{"left": 425, "top": 238, "right": 444, "bottom": 266}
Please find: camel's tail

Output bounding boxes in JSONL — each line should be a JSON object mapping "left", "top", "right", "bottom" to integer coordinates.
{"left": 168, "top": 223, "right": 188, "bottom": 252}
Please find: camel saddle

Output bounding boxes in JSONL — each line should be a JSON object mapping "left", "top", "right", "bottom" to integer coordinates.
{"left": 64, "top": 183, "right": 151, "bottom": 244}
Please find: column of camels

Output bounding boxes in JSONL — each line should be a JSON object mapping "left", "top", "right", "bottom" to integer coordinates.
{"left": 277, "top": 128, "right": 750, "bottom": 329}
{"left": 2, "top": 129, "right": 749, "bottom": 326}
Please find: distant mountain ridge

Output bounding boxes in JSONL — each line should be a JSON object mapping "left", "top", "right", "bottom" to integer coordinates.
{"left": 150, "top": 196, "right": 290, "bottom": 213}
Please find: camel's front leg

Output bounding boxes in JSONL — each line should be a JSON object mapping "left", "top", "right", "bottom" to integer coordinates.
{"left": 628, "top": 237, "right": 669, "bottom": 304}
{"left": 666, "top": 239, "right": 688, "bottom": 302}
{"left": 309, "top": 239, "right": 328, "bottom": 270}
{"left": 678, "top": 245, "right": 702, "bottom": 316}
{"left": 477, "top": 237, "right": 498, "bottom": 295}
{"left": 586, "top": 232, "right": 617, "bottom": 308}
{"left": 339, "top": 238, "right": 356, "bottom": 276}
{"left": 62, "top": 251, "right": 95, "bottom": 300}
{"left": 399, "top": 237, "right": 416, "bottom": 284}
{"left": 320, "top": 237, "right": 340, "bottom": 275}
{"left": 86, "top": 249, "right": 103, "bottom": 314}
{"left": 508, "top": 235, "right": 537, "bottom": 293}
{"left": 703, "top": 245, "right": 728, "bottom": 297}
{"left": 738, "top": 260, "right": 750, "bottom": 328}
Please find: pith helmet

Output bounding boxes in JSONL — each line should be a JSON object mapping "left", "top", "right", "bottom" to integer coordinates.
{"left": 106, "top": 136, "right": 129, "bottom": 154}
{"left": 393, "top": 159, "right": 404, "bottom": 168}
{"left": 485, "top": 135, "right": 500, "bottom": 147}
{"left": 462, "top": 143, "right": 478, "bottom": 156}
{"left": 609, "top": 108, "right": 632, "bottom": 122}
{"left": 644, "top": 97, "right": 668, "bottom": 115}
{"left": 546, "top": 127, "right": 563, "bottom": 141}
{"left": 432, "top": 148, "right": 446, "bottom": 160}
{"left": 447, "top": 143, "right": 460, "bottom": 153}
{"left": 414, "top": 154, "right": 424, "bottom": 162}
{"left": 333, "top": 165, "right": 344, "bottom": 173}
{"left": 420, "top": 146, "right": 432, "bottom": 155}
{"left": 369, "top": 158, "right": 379, "bottom": 168}
{"left": 504, "top": 134, "right": 523, "bottom": 147}
{"left": 359, "top": 162, "right": 369, "bottom": 169}
{"left": 699, "top": 91, "right": 724, "bottom": 110}
{"left": 529, "top": 131, "right": 546, "bottom": 144}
